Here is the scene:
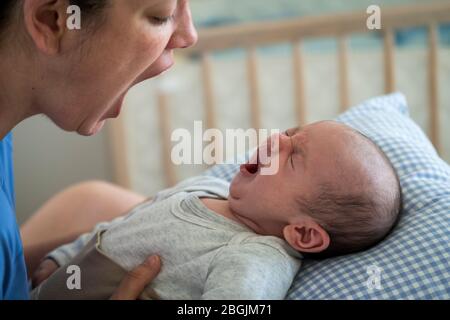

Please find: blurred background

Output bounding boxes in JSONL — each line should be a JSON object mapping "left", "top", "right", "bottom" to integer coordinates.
{"left": 14, "top": 0, "right": 450, "bottom": 224}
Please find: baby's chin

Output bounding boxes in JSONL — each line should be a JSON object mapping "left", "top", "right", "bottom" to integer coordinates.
{"left": 228, "top": 175, "right": 243, "bottom": 199}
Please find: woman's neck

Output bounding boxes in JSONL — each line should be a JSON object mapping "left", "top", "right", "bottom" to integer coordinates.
{"left": 0, "top": 100, "right": 31, "bottom": 140}
{"left": 0, "top": 52, "right": 38, "bottom": 139}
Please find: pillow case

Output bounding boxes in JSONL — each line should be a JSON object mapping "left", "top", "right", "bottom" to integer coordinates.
{"left": 204, "top": 93, "right": 450, "bottom": 299}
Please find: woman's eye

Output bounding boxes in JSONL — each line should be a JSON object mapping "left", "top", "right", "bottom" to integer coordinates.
{"left": 150, "top": 16, "right": 173, "bottom": 25}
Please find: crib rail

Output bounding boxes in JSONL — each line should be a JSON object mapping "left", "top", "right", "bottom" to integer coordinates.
{"left": 186, "top": 2, "right": 450, "bottom": 52}
{"left": 186, "top": 1, "right": 450, "bottom": 145}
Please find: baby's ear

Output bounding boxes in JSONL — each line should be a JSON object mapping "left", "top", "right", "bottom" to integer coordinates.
{"left": 283, "top": 220, "right": 330, "bottom": 253}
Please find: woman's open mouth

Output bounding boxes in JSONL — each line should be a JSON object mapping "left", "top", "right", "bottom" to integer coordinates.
{"left": 103, "top": 94, "right": 126, "bottom": 120}
{"left": 148, "top": 51, "right": 175, "bottom": 78}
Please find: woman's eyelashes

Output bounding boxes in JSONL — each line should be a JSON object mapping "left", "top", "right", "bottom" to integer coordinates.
{"left": 150, "top": 15, "right": 174, "bottom": 25}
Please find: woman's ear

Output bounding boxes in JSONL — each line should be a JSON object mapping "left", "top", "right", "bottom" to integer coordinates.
{"left": 23, "top": 0, "right": 68, "bottom": 54}
{"left": 283, "top": 220, "right": 330, "bottom": 253}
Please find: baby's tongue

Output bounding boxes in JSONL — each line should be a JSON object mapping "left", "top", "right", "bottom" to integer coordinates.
{"left": 245, "top": 162, "right": 258, "bottom": 174}
{"left": 245, "top": 149, "right": 259, "bottom": 174}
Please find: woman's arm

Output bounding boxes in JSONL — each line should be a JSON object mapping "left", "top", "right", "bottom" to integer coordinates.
{"left": 110, "top": 256, "right": 161, "bottom": 300}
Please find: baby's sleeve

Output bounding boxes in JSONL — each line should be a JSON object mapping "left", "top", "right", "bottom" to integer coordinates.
{"left": 46, "top": 217, "right": 124, "bottom": 267}
{"left": 201, "top": 242, "right": 301, "bottom": 300}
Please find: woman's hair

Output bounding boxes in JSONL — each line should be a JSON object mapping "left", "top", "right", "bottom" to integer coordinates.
{"left": 0, "top": 0, "right": 109, "bottom": 40}
{"left": 0, "top": 1, "right": 18, "bottom": 33}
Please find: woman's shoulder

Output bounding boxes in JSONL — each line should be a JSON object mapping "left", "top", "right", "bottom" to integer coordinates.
{"left": 0, "top": 132, "right": 15, "bottom": 202}
{"left": 0, "top": 131, "right": 13, "bottom": 151}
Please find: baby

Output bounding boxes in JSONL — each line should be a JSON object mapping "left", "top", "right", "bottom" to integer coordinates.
{"left": 31, "top": 121, "right": 401, "bottom": 300}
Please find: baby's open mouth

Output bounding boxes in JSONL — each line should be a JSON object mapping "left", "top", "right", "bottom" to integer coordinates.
{"left": 240, "top": 138, "right": 275, "bottom": 176}
{"left": 244, "top": 162, "right": 259, "bottom": 174}
{"left": 240, "top": 150, "right": 260, "bottom": 175}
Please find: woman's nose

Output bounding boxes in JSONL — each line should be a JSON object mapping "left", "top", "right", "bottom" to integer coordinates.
{"left": 167, "top": 2, "right": 198, "bottom": 50}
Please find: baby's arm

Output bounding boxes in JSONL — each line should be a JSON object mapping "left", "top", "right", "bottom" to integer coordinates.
{"left": 32, "top": 215, "right": 127, "bottom": 288}
{"left": 46, "top": 218, "right": 121, "bottom": 267}
{"left": 202, "top": 242, "right": 300, "bottom": 300}
{"left": 40, "top": 194, "right": 161, "bottom": 269}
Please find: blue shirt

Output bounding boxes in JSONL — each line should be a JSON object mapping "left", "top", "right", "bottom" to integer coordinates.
{"left": 0, "top": 132, "right": 29, "bottom": 300}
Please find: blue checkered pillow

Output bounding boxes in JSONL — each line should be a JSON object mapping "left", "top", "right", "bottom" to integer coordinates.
{"left": 204, "top": 93, "right": 450, "bottom": 299}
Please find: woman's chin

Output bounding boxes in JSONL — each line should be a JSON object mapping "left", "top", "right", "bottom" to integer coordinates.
{"left": 90, "top": 120, "right": 106, "bottom": 135}
{"left": 78, "top": 120, "right": 106, "bottom": 136}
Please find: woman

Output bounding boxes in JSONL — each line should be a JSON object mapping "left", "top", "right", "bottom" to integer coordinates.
{"left": 0, "top": 0, "right": 197, "bottom": 299}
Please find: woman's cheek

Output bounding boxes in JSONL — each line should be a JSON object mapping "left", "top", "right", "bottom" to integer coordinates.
{"left": 131, "top": 37, "right": 166, "bottom": 73}
{"left": 140, "top": 23, "right": 173, "bottom": 56}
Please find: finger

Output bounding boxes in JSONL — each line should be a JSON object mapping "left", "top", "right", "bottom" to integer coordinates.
{"left": 110, "top": 255, "right": 161, "bottom": 300}
{"left": 32, "top": 268, "right": 52, "bottom": 288}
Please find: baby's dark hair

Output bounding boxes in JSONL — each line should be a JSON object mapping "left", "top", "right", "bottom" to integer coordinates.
{"left": 299, "top": 131, "right": 402, "bottom": 259}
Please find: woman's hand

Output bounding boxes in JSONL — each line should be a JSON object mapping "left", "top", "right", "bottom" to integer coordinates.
{"left": 110, "top": 255, "right": 161, "bottom": 300}
{"left": 32, "top": 259, "right": 59, "bottom": 288}
{"left": 32, "top": 255, "right": 161, "bottom": 300}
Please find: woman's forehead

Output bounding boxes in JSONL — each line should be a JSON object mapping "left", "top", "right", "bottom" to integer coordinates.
{"left": 129, "top": 0, "right": 177, "bottom": 10}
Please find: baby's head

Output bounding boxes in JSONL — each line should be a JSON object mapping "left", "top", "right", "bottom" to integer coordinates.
{"left": 229, "top": 121, "right": 401, "bottom": 258}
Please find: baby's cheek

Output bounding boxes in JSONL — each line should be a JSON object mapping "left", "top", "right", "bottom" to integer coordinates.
{"left": 252, "top": 179, "right": 276, "bottom": 202}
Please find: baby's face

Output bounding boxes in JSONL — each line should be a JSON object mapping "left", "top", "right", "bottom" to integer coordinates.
{"left": 229, "top": 121, "right": 365, "bottom": 237}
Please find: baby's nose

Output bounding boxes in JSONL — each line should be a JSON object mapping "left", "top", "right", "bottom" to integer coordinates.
{"left": 259, "top": 133, "right": 292, "bottom": 161}
{"left": 278, "top": 132, "right": 294, "bottom": 152}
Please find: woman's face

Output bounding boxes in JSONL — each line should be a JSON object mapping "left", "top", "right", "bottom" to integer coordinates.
{"left": 38, "top": 0, "right": 197, "bottom": 136}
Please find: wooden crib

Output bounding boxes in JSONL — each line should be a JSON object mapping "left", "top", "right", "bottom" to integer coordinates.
{"left": 108, "top": 1, "right": 450, "bottom": 189}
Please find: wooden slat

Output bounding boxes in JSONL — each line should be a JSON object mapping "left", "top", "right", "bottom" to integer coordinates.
{"left": 338, "top": 36, "right": 350, "bottom": 112}
{"left": 384, "top": 28, "right": 396, "bottom": 93}
{"left": 107, "top": 118, "right": 131, "bottom": 189}
{"left": 201, "top": 53, "right": 217, "bottom": 130}
{"left": 201, "top": 53, "right": 222, "bottom": 166}
{"left": 186, "top": 2, "right": 450, "bottom": 54}
{"left": 428, "top": 23, "right": 440, "bottom": 153}
{"left": 157, "top": 92, "right": 177, "bottom": 187}
{"left": 292, "top": 41, "right": 307, "bottom": 126}
{"left": 247, "top": 47, "right": 262, "bottom": 130}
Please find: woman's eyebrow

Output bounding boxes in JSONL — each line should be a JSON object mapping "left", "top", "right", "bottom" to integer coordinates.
{"left": 144, "top": 0, "right": 177, "bottom": 9}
